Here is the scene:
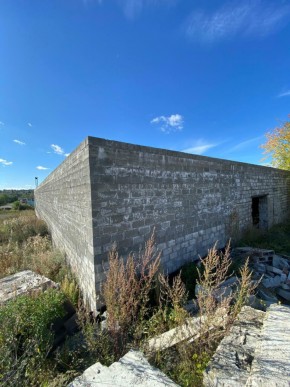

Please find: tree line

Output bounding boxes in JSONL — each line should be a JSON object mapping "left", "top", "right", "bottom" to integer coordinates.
{"left": 0, "top": 190, "right": 34, "bottom": 206}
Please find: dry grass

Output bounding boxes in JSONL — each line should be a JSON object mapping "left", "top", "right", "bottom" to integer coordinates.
{"left": 0, "top": 211, "right": 66, "bottom": 282}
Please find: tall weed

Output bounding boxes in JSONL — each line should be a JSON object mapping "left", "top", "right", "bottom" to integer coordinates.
{"left": 102, "top": 231, "right": 161, "bottom": 357}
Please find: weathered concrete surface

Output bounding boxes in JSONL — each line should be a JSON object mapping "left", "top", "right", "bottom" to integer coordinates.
{"left": 204, "top": 304, "right": 290, "bottom": 387}
{"left": 0, "top": 270, "right": 58, "bottom": 304}
{"left": 146, "top": 308, "right": 227, "bottom": 354}
{"left": 35, "top": 139, "right": 96, "bottom": 311}
{"left": 246, "top": 304, "right": 290, "bottom": 387}
{"left": 203, "top": 306, "right": 266, "bottom": 387}
{"left": 35, "top": 136, "right": 290, "bottom": 310}
{"left": 69, "top": 350, "right": 178, "bottom": 386}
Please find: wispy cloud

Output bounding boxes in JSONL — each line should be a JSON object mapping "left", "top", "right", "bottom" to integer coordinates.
{"left": 151, "top": 114, "right": 184, "bottom": 133}
{"left": 13, "top": 139, "right": 26, "bottom": 146}
{"left": 36, "top": 166, "right": 49, "bottom": 170}
{"left": 228, "top": 135, "right": 264, "bottom": 152}
{"left": 28, "top": 122, "right": 32, "bottom": 127}
{"left": 95, "top": 0, "right": 176, "bottom": 20}
{"left": 185, "top": 1, "right": 290, "bottom": 44}
{"left": 0, "top": 121, "right": 4, "bottom": 126}
{"left": 51, "top": 144, "right": 69, "bottom": 156}
{"left": 0, "top": 158, "right": 13, "bottom": 166}
{"left": 277, "top": 90, "right": 290, "bottom": 98}
{"left": 181, "top": 139, "right": 218, "bottom": 155}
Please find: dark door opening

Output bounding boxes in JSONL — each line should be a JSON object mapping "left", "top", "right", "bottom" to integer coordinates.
{"left": 252, "top": 195, "right": 268, "bottom": 230}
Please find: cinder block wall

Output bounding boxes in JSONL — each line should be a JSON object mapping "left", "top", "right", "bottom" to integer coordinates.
{"left": 36, "top": 136, "right": 290, "bottom": 310}
{"left": 88, "top": 137, "right": 290, "bottom": 300}
{"left": 35, "top": 138, "right": 96, "bottom": 310}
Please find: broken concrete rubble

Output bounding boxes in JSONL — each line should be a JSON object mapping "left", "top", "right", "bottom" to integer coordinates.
{"left": 0, "top": 270, "right": 58, "bottom": 305}
{"left": 232, "top": 247, "right": 290, "bottom": 304}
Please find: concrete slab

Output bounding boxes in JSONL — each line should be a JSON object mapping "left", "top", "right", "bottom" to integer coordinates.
{"left": 0, "top": 270, "right": 58, "bottom": 304}
{"left": 68, "top": 350, "right": 178, "bottom": 386}
{"left": 246, "top": 304, "right": 290, "bottom": 386}
{"left": 203, "top": 306, "right": 266, "bottom": 387}
{"left": 146, "top": 308, "right": 228, "bottom": 354}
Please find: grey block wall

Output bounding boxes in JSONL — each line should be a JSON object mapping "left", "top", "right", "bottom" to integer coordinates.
{"left": 35, "top": 139, "right": 96, "bottom": 310}
{"left": 35, "top": 136, "right": 290, "bottom": 311}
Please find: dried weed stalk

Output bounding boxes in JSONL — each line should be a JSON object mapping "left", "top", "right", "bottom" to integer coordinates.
{"left": 102, "top": 231, "right": 161, "bottom": 353}
{"left": 196, "top": 242, "right": 257, "bottom": 351}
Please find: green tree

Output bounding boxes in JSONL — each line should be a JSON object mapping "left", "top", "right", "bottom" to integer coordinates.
{"left": 261, "top": 117, "right": 290, "bottom": 170}
{"left": 0, "top": 194, "right": 9, "bottom": 205}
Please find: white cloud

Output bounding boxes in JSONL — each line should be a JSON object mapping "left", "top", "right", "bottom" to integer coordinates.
{"left": 50, "top": 144, "right": 70, "bottom": 157}
{"left": 182, "top": 140, "right": 218, "bottom": 155}
{"left": 51, "top": 144, "right": 65, "bottom": 155}
{"left": 36, "top": 166, "right": 49, "bottom": 170}
{"left": 13, "top": 139, "right": 26, "bottom": 145}
{"left": 0, "top": 121, "right": 4, "bottom": 126}
{"left": 28, "top": 122, "right": 32, "bottom": 127}
{"left": 185, "top": 1, "right": 290, "bottom": 44}
{"left": 228, "top": 135, "right": 264, "bottom": 152}
{"left": 151, "top": 114, "right": 184, "bottom": 133}
{"left": 277, "top": 90, "right": 290, "bottom": 98}
{"left": 0, "top": 158, "right": 13, "bottom": 166}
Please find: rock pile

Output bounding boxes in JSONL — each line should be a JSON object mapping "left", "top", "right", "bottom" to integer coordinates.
{"left": 232, "top": 247, "right": 290, "bottom": 303}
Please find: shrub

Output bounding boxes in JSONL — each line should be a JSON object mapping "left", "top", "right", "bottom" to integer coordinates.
{"left": 0, "top": 289, "right": 66, "bottom": 386}
{"left": 61, "top": 274, "right": 80, "bottom": 307}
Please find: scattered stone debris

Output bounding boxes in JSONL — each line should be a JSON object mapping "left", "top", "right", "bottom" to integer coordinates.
{"left": 232, "top": 247, "right": 290, "bottom": 305}
{"left": 0, "top": 270, "right": 59, "bottom": 305}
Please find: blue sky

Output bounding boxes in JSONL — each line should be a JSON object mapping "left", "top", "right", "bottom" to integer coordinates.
{"left": 0, "top": 0, "right": 290, "bottom": 189}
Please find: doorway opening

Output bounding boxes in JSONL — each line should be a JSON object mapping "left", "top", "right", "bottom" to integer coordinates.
{"left": 252, "top": 195, "right": 268, "bottom": 230}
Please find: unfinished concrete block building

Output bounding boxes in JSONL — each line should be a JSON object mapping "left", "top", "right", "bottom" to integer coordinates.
{"left": 35, "top": 136, "right": 290, "bottom": 310}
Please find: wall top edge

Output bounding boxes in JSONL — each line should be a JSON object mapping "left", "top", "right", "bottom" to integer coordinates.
{"left": 35, "top": 137, "right": 90, "bottom": 191}
{"left": 87, "top": 136, "right": 290, "bottom": 174}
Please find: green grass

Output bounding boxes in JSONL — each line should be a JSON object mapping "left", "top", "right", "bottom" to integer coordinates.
{"left": 0, "top": 289, "right": 66, "bottom": 386}
{"left": 238, "top": 218, "right": 290, "bottom": 256}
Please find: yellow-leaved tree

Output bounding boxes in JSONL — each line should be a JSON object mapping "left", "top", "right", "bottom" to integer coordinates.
{"left": 261, "top": 117, "right": 290, "bottom": 171}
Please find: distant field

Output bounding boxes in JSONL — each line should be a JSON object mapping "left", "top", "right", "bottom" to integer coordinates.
{"left": 0, "top": 209, "right": 34, "bottom": 220}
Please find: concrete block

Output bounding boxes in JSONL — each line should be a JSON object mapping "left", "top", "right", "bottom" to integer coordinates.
{"left": 0, "top": 270, "right": 58, "bottom": 305}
